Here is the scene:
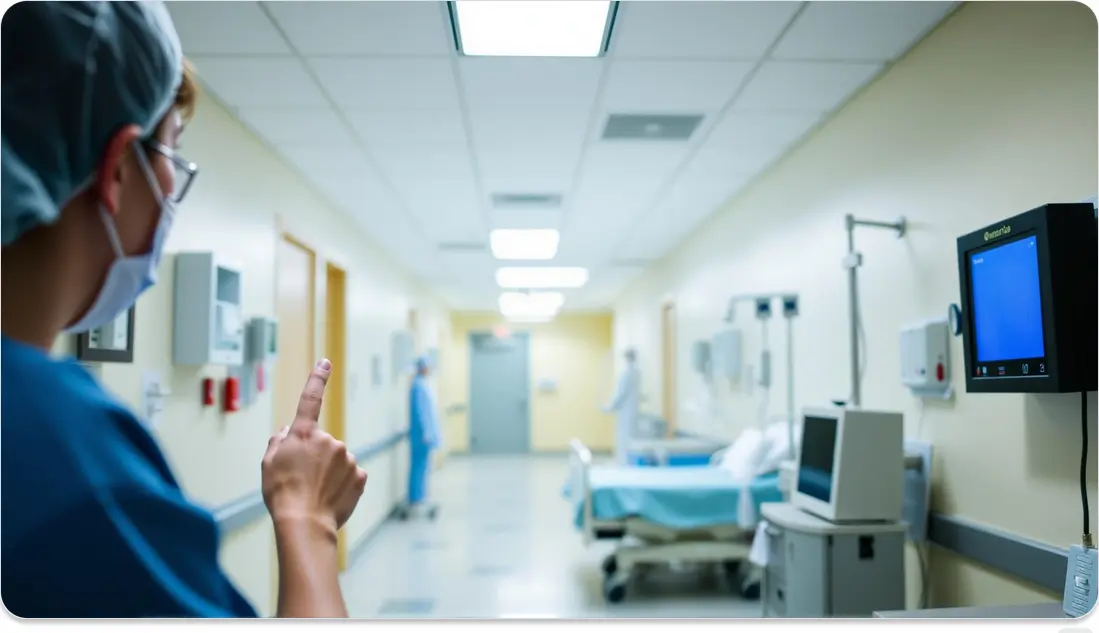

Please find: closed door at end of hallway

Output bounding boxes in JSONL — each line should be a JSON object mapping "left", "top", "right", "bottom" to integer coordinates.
{"left": 468, "top": 332, "right": 530, "bottom": 454}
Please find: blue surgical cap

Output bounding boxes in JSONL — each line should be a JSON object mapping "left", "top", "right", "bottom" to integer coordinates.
{"left": 415, "top": 356, "right": 429, "bottom": 372}
{"left": 1, "top": 1, "right": 183, "bottom": 246}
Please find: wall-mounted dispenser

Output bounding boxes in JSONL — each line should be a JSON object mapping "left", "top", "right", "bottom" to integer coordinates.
{"left": 711, "top": 328, "right": 743, "bottom": 380}
{"left": 246, "top": 317, "right": 279, "bottom": 363}
{"left": 690, "top": 340, "right": 712, "bottom": 377}
{"left": 173, "top": 252, "right": 245, "bottom": 366}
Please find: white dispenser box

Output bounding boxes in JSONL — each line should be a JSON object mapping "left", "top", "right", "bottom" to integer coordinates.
{"left": 173, "top": 252, "right": 245, "bottom": 366}
{"left": 900, "top": 318, "right": 951, "bottom": 398}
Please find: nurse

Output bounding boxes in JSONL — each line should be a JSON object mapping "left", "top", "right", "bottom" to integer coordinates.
{"left": 404, "top": 356, "right": 441, "bottom": 520}
{"left": 1, "top": 2, "right": 366, "bottom": 618}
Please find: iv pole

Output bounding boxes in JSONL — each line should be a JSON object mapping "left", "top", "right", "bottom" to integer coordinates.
{"left": 843, "top": 214, "right": 907, "bottom": 407}
{"left": 723, "top": 293, "right": 800, "bottom": 458}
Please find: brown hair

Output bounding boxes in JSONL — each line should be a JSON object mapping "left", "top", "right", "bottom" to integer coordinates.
{"left": 175, "top": 58, "right": 199, "bottom": 124}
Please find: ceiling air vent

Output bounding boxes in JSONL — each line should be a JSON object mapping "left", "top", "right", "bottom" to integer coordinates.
{"left": 602, "top": 114, "right": 704, "bottom": 141}
{"left": 437, "top": 241, "right": 486, "bottom": 253}
{"left": 491, "top": 193, "right": 564, "bottom": 209}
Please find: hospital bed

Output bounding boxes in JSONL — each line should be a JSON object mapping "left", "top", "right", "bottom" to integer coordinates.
{"left": 568, "top": 439, "right": 783, "bottom": 603}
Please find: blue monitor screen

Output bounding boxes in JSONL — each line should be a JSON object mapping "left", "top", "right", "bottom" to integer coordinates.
{"left": 797, "top": 415, "right": 838, "bottom": 504}
{"left": 968, "top": 233, "right": 1047, "bottom": 376}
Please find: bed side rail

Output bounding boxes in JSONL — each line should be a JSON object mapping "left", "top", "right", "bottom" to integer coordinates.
{"left": 568, "top": 438, "right": 595, "bottom": 546}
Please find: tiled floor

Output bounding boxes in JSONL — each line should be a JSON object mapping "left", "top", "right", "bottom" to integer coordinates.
{"left": 341, "top": 454, "right": 763, "bottom": 619}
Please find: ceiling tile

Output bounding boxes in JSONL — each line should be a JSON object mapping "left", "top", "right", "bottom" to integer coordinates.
{"left": 168, "top": 2, "right": 290, "bottom": 55}
{"left": 347, "top": 109, "right": 469, "bottom": 150}
{"left": 190, "top": 57, "right": 328, "bottom": 107}
{"left": 276, "top": 144, "right": 374, "bottom": 182}
{"left": 600, "top": 61, "right": 754, "bottom": 112}
{"left": 772, "top": 1, "right": 956, "bottom": 62}
{"left": 372, "top": 149, "right": 476, "bottom": 187}
{"left": 458, "top": 58, "right": 604, "bottom": 112}
{"left": 266, "top": 1, "right": 452, "bottom": 56}
{"left": 706, "top": 111, "right": 823, "bottom": 151}
{"left": 610, "top": 1, "right": 801, "bottom": 60}
{"left": 734, "top": 61, "right": 883, "bottom": 113}
{"left": 309, "top": 58, "right": 461, "bottom": 109}
{"left": 238, "top": 108, "right": 351, "bottom": 144}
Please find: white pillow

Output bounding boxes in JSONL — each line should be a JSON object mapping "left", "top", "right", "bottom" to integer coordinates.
{"left": 718, "top": 427, "right": 771, "bottom": 482}
{"left": 757, "top": 420, "right": 799, "bottom": 475}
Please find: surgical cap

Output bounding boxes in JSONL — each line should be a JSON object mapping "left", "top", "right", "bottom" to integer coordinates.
{"left": 415, "top": 356, "right": 429, "bottom": 372}
{"left": 1, "top": 1, "right": 183, "bottom": 246}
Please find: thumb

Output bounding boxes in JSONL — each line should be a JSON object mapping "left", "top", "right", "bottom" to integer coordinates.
{"left": 290, "top": 359, "right": 332, "bottom": 436}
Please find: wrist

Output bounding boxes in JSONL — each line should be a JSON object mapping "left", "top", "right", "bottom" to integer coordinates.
{"left": 273, "top": 513, "right": 338, "bottom": 546}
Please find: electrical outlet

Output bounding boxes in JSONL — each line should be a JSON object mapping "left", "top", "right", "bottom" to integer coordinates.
{"left": 1062, "top": 545, "right": 1097, "bottom": 617}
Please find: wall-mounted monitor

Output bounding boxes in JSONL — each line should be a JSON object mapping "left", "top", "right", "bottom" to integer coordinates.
{"left": 956, "top": 203, "right": 1096, "bottom": 394}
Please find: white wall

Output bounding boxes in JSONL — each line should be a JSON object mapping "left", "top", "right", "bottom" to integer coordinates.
{"left": 63, "top": 89, "right": 447, "bottom": 615}
{"left": 614, "top": 1, "right": 1097, "bottom": 607}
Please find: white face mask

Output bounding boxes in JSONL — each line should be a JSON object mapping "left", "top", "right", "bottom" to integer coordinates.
{"left": 65, "top": 142, "right": 176, "bottom": 335}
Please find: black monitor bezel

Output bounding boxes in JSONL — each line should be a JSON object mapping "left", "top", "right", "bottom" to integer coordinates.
{"left": 956, "top": 203, "right": 1096, "bottom": 394}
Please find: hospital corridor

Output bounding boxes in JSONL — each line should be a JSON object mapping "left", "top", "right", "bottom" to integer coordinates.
{"left": 1, "top": 0, "right": 1097, "bottom": 623}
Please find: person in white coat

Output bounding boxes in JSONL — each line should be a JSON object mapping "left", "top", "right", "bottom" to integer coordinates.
{"left": 604, "top": 348, "right": 641, "bottom": 464}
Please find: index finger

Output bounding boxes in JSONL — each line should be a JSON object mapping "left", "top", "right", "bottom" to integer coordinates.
{"left": 291, "top": 359, "right": 332, "bottom": 435}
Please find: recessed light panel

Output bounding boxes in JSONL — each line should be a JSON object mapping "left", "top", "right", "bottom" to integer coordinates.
{"left": 451, "top": 1, "right": 616, "bottom": 58}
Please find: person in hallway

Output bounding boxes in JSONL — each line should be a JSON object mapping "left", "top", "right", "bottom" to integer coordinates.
{"left": 402, "top": 356, "right": 441, "bottom": 520}
{"left": 604, "top": 348, "right": 642, "bottom": 464}
{"left": 1, "top": 2, "right": 366, "bottom": 618}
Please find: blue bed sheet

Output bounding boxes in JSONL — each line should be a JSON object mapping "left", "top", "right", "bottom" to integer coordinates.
{"left": 571, "top": 467, "right": 781, "bottom": 530}
{"left": 626, "top": 452, "right": 714, "bottom": 467}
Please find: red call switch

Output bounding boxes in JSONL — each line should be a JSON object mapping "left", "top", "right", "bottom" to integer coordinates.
{"left": 224, "top": 377, "right": 241, "bottom": 413}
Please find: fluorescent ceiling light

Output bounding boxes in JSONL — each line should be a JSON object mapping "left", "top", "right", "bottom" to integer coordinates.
{"left": 498, "top": 291, "right": 564, "bottom": 316}
{"left": 451, "top": 1, "right": 615, "bottom": 58}
{"left": 490, "top": 229, "right": 560, "bottom": 260}
{"left": 496, "top": 267, "right": 589, "bottom": 289}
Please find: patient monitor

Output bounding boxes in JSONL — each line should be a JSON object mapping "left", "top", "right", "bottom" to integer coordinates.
{"left": 792, "top": 407, "right": 904, "bottom": 523}
{"left": 956, "top": 203, "right": 1096, "bottom": 394}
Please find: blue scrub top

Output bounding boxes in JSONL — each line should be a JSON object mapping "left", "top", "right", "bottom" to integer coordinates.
{"left": 0, "top": 336, "right": 257, "bottom": 618}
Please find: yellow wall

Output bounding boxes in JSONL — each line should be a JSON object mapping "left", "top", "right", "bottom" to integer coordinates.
{"left": 614, "top": 1, "right": 1097, "bottom": 608}
{"left": 54, "top": 89, "right": 447, "bottom": 615}
{"left": 442, "top": 312, "right": 615, "bottom": 453}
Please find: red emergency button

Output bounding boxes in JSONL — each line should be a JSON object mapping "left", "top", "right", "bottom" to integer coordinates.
{"left": 936, "top": 363, "right": 944, "bottom": 382}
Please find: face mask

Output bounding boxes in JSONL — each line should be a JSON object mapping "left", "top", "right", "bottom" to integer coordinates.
{"left": 65, "top": 143, "right": 176, "bottom": 335}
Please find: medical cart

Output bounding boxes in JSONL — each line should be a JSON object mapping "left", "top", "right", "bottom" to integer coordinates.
{"left": 760, "top": 502, "right": 907, "bottom": 618}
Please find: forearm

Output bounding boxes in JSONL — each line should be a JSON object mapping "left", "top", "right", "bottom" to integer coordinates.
{"left": 273, "top": 516, "right": 347, "bottom": 618}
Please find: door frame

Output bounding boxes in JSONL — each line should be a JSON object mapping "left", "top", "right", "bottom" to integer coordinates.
{"left": 323, "top": 262, "right": 349, "bottom": 571}
{"left": 467, "top": 330, "right": 531, "bottom": 454}
{"left": 661, "top": 302, "right": 677, "bottom": 437}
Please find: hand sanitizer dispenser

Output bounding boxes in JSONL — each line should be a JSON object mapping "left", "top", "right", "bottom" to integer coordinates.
{"left": 173, "top": 252, "right": 245, "bottom": 366}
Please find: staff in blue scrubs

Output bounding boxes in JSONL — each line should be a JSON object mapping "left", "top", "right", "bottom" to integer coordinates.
{"left": 1, "top": 2, "right": 367, "bottom": 618}
{"left": 406, "top": 357, "right": 441, "bottom": 518}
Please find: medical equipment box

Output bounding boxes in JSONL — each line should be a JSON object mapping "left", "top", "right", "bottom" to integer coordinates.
{"left": 899, "top": 319, "right": 950, "bottom": 398}
{"left": 246, "top": 317, "right": 279, "bottom": 363}
{"left": 956, "top": 203, "right": 1096, "bottom": 394}
{"left": 172, "top": 252, "right": 245, "bottom": 366}
{"left": 793, "top": 407, "right": 904, "bottom": 523}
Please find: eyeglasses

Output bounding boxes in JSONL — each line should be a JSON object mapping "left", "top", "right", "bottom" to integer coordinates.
{"left": 144, "top": 140, "right": 199, "bottom": 204}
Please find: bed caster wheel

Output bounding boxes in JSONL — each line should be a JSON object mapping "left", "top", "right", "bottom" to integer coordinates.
{"left": 601, "top": 556, "right": 618, "bottom": 576}
{"left": 428, "top": 507, "right": 439, "bottom": 521}
{"left": 739, "top": 580, "right": 761, "bottom": 600}
{"left": 395, "top": 508, "right": 409, "bottom": 521}
{"left": 603, "top": 578, "right": 627, "bottom": 604}
{"left": 722, "top": 560, "right": 741, "bottom": 577}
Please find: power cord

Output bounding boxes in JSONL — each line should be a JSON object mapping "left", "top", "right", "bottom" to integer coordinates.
{"left": 1082, "top": 391, "right": 1093, "bottom": 548}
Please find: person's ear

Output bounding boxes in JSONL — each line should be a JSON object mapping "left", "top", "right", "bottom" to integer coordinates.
{"left": 95, "top": 124, "right": 143, "bottom": 216}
